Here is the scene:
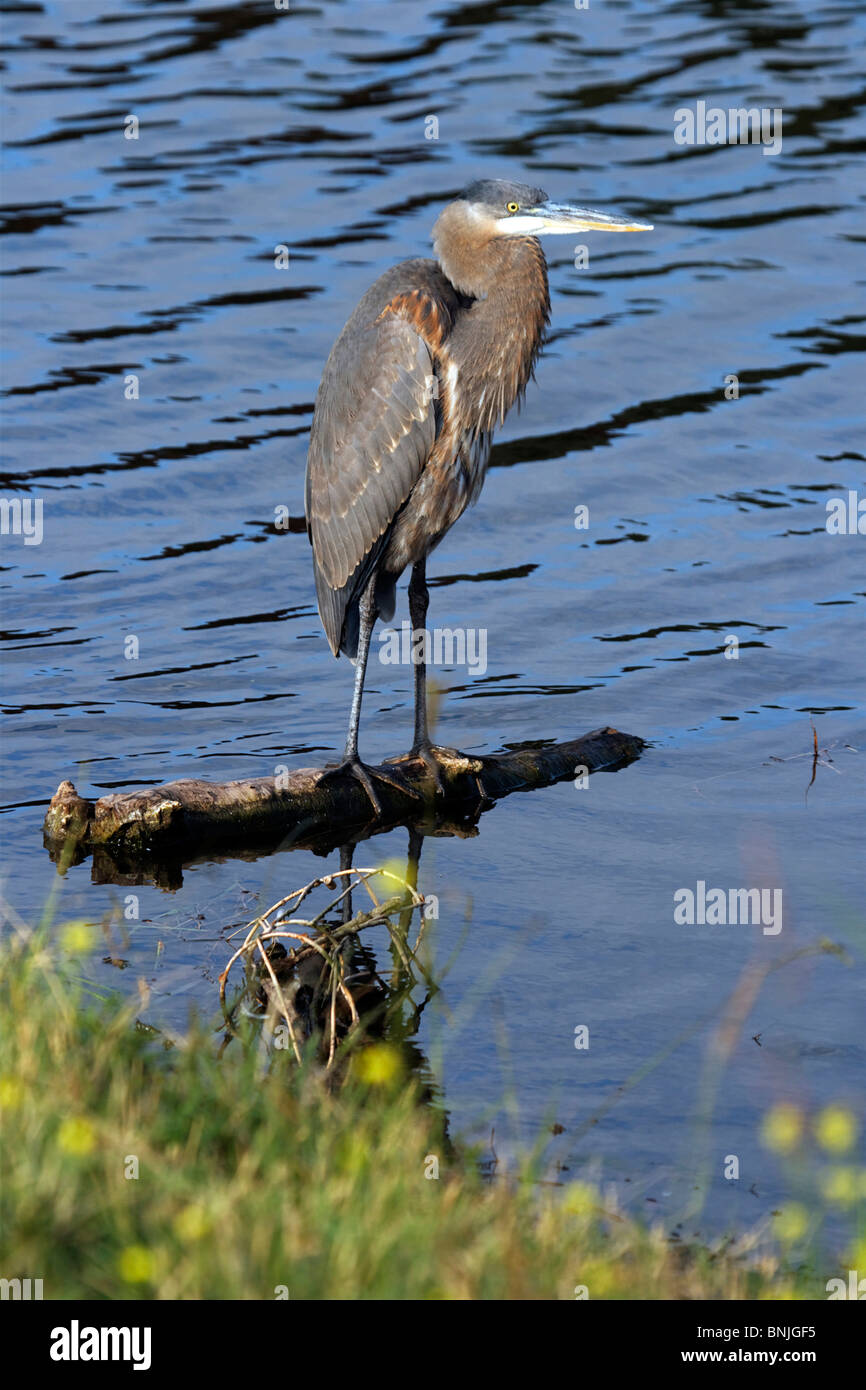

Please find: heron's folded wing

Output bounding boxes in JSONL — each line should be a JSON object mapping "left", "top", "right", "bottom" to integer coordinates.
{"left": 306, "top": 314, "right": 437, "bottom": 599}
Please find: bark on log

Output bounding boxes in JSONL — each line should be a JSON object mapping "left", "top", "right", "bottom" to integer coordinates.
{"left": 43, "top": 727, "right": 644, "bottom": 868}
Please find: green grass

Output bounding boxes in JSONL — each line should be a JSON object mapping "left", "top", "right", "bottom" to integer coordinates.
{"left": 0, "top": 925, "right": 860, "bottom": 1300}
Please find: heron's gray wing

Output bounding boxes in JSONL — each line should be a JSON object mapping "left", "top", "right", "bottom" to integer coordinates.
{"left": 306, "top": 311, "right": 437, "bottom": 653}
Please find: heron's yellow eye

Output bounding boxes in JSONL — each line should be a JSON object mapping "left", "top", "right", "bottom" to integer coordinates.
{"left": 506, "top": 201, "right": 519, "bottom": 213}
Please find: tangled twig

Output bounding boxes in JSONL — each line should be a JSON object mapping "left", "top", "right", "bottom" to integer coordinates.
{"left": 218, "top": 867, "right": 429, "bottom": 1067}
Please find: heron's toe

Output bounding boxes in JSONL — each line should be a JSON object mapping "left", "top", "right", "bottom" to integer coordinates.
{"left": 318, "top": 755, "right": 422, "bottom": 818}
{"left": 402, "top": 741, "right": 484, "bottom": 795}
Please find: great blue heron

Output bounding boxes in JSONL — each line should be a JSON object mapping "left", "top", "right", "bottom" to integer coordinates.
{"left": 305, "top": 178, "right": 652, "bottom": 812}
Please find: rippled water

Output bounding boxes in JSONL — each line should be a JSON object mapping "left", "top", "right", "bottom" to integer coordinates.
{"left": 2, "top": 0, "right": 864, "bottom": 1239}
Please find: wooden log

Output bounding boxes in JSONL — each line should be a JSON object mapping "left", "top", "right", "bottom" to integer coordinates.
{"left": 43, "top": 727, "right": 645, "bottom": 863}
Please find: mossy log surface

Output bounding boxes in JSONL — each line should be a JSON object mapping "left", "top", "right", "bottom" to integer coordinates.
{"left": 43, "top": 726, "right": 645, "bottom": 860}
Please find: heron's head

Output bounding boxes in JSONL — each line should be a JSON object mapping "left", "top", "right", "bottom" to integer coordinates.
{"left": 433, "top": 177, "right": 652, "bottom": 295}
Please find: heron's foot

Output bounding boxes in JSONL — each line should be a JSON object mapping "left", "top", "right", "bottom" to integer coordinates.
{"left": 395, "top": 740, "right": 485, "bottom": 797}
{"left": 318, "top": 755, "right": 421, "bottom": 818}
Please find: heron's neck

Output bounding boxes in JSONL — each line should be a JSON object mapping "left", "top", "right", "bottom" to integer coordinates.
{"left": 433, "top": 205, "right": 544, "bottom": 299}
{"left": 439, "top": 236, "right": 550, "bottom": 431}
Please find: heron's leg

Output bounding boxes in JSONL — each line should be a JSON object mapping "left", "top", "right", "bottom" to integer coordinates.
{"left": 344, "top": 577, "right": 377, "bottom": 763}
{"left": 408, "top": 559, "right": 431, "bottom": 752}
{"left": 404, "top": 559, "right": 462, "bottom": 794}
{"left": 396, "top": 559, "right": 487, "bottom": 798}
{"left": 321, "top": 577, "right": 420, "bottom": 817}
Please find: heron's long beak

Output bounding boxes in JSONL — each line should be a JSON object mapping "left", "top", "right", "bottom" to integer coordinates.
{"left": 502, "top": 202, "right": 653, "bottom": 235}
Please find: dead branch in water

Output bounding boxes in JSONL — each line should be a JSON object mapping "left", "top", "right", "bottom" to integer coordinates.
{"left": 43, "top": 725, "right": 645, "bottom": 866}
